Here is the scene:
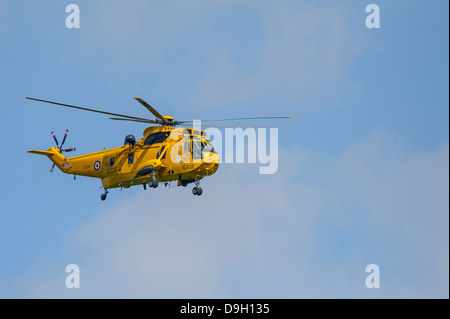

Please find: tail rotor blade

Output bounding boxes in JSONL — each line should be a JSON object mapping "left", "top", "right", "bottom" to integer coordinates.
{"left": 60, "top": 129, "right": 68, "bottom": 148}
{"left": 48, "top": 130, "right": 75, "bottom": 172}
{"left": 51, "top": 132, "right": 59, "bottom": 148}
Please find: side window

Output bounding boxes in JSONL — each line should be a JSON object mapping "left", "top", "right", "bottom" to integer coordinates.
{"left": 109, "top": 157, "right": 115, "bottom": 166}
{"left": 128, "top": 152, "right": 134, "bottom": 164}
{"left": 157, "top": 145, "right": 166, "bottom": 159}
{"left": 184, "top": 140, "right": 190, "bottom": 154}
{"left": 144, "top": 132, "right": 170, "bottom": 145}
{"left": 193, "top": 139, "right": 202, "bottom": 160}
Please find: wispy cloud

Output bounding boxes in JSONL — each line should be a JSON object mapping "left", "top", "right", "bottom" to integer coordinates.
{"left": 13, "top": 132, "right": 448, "bottom": 298}
{"left": 186, "top": 3, "right": 362, "bottom": 111}
{"left": 3, "top": 0, "right": 447, "bottom": 300}
{"left": 68, "top": 1, "right": 364, "bottom": 113}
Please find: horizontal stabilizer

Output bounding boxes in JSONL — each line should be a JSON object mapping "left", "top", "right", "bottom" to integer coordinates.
{"left": 27, "top": 150, "right": 55, "bottom": 156}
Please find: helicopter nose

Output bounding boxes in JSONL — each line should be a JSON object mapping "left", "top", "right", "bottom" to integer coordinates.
{"left": 211, "top": 154, "right": 219, "bottom": 173}
{"left": 203, "top": 153, "right": 219, "bottom": 174}
{"left": 212, "top": 153, "right": 220, "bottom": 164}
{"left": 206, "top": 153, "right": 219, "bottom": 165}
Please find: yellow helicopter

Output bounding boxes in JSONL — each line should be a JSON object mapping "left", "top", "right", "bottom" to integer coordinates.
{"left": 26, "top": 97, "right": 291, "bottom": 200}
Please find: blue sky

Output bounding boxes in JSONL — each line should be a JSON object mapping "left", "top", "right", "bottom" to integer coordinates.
{"left": 0, "top": 0, "right": 448, "bottom": 298}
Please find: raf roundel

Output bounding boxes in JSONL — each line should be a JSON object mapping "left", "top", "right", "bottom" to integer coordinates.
{"left": 94, "top": 160, "right": 101, "bottom": 171}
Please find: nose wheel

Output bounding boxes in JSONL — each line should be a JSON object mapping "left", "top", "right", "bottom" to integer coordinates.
{"left": 192, "top": 180, "right": 203, "bottom": 196}
{"left": 192, "top": 187, "right": 203, "bottom": 196}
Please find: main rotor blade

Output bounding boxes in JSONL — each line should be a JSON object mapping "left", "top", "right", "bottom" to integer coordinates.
{"left": 109, "top": 117, "right": 158, "bottom": 124}
{"left": 134, "top": 97, "right": 167, "bottom": 123}
{"left": 183, "top": 123, "right": 276, "bottom": 128}
{"left": 178, "top": 116, "right": 292, "bottom": 124}
{"left": 26, "top": 97, "right": 152, "bottom": 122}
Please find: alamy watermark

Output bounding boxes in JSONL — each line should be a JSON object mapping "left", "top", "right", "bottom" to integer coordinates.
{"left": 365, "top": 264, "right": 380, "bottom": 288}
{"left": 65, "top": 5, "right": 381, "bottom": 30}
{"left": 65, "top": 264, "right": 80, "bottom": 288}
{"left": 366, "top": 4, "right": 380, "bottom": 29}
{"left": 168, "top": 121, "right": 279, "bottom": 174}
{"left": 65, "top": 4, "right": 80, "bottom": 29}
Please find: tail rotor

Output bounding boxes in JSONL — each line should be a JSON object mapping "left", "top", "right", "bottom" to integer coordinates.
{"left": 50, "top": 129, "right": 76, "bottom": 172}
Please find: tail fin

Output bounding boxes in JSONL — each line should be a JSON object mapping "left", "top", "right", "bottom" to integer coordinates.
{"left": 27, "top": 150, "right": 55, "bottom": 156}
{"left": 27, "top": 147, "right": 67, "bottom": 172}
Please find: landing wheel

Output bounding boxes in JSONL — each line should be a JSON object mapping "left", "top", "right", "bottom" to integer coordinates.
{"left": 192, "top": 187, "right": 203, "bottom": 196}
{"left": 100, "top": 188, "right": 109, "bottom": 201}
{"left": 181, "top": 180, "right": 188, "bottom": 187}
{"left": 149, "top": 180, "right": 159, "bottom": 188}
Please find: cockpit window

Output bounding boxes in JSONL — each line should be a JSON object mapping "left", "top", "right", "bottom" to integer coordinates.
{"left": 202, "top": 141, "right": 216, "bottom": 154}
{"left": 185, "top": 128, "right": 205, "bottom": 138}
{"left": 144, "top": 132, "right": 170, "bottom": 145}
{"left": 193, "top": 139, "right": 202, "bottom": 160}
{"left": 184, "top": 140, "right": 190, "bottom": 153}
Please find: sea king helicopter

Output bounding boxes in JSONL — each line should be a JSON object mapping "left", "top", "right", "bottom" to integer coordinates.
{"left": 26, "top": 97, "right": 291, "bottom": 200}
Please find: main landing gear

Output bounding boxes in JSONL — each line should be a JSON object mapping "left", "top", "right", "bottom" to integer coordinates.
{"left": 148, "top": 170, "right": 159, "bottom": 188}
{"left": 192, "top": 180, "right": 203, "bottom": 196}
{"left": 100, "top": 188, "right": 109, "bottom": 201}
{"left": 148, "top": 179, "right": 159, "bottom": 188}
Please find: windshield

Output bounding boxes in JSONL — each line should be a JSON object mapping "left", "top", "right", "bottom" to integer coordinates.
{"left": 202, "top": 141, "right": 216, "bottom": 154}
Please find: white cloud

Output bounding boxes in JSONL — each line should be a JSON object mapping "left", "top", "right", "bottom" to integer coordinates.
{"left": 14, "top": 131, "right": 448, "bottom": 298}
{"left": 68, "top": 1, "right": 365, "bottom": 114}
{"left": 5, "top": 1, "right": 446, "bottom": 298}
{"left": 185, "top": 3, "right": 363, "bottom": 111}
